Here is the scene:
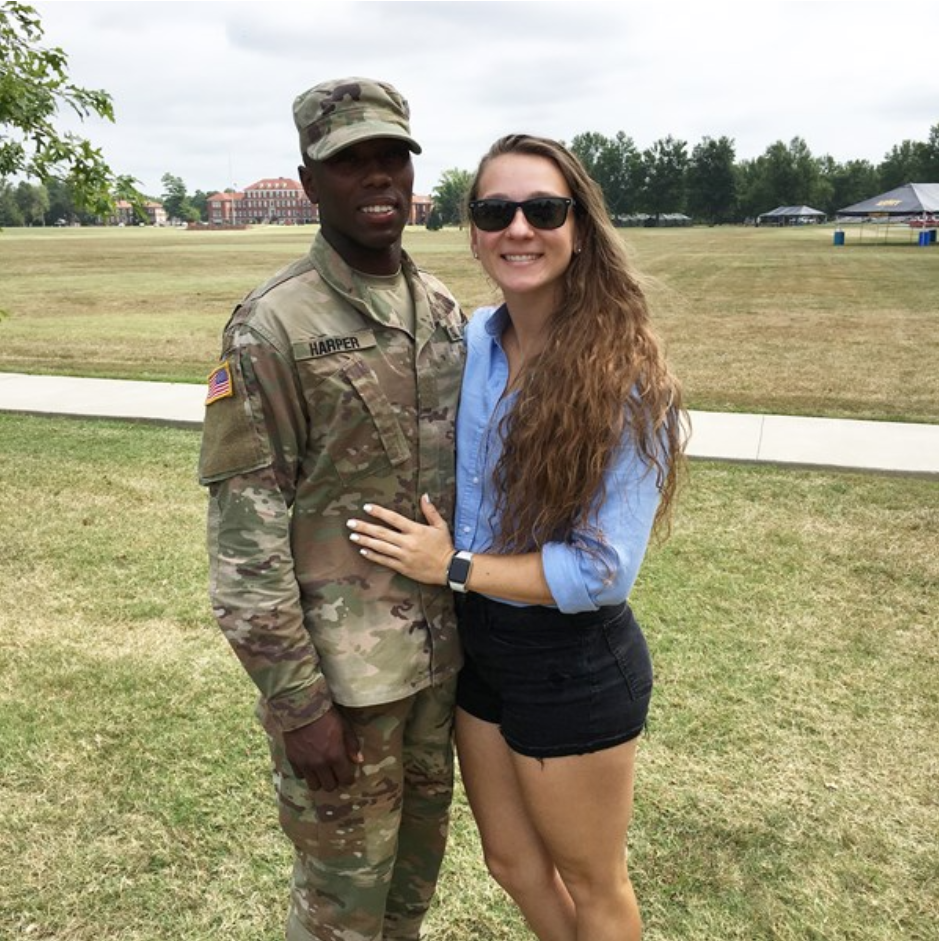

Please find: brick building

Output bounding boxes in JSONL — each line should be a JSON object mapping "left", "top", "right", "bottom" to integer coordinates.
{"left": 206, "top": 179, "right": 314, "bottom": 225}
{"left": 206, "top": 191, "right": 243, "bottom": 225}
{"left": 241, "top": 177, "right": 317, "bottom": 224}
{"left": 112, "top": 200, "right": 168, "bottom": 226}
{"left": 205, "top": 180, "right": 433, "bottom": 227}
{"left": 410, "top": 194, "right": 432, "bottom": 225}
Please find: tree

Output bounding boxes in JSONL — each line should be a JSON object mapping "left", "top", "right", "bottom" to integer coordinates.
{"left": 738, "top": 137, "right": 824, "bottom": 218}
{"left": 600, "top": 132, "right": 644, "bottom": 219}
{"left": 877, "top": 139, "right": 924, "bottom": 191}
{"left": 425, "top": 205, "right": 443, "bottom": 231}
{"left": 14, "top": 178, "right": 47, "bottom": 224}
{"left": 0, "top": 2, "right": 142, "bottom": 216}
{"left": 160, "top": 172, "right": 199, "bottom": 222}
{"left": 569, "top": 132, "right": 610, "bottom": 183}
{"left": 687, "top": 136, "right": 737, "bottom": 224}
{"left": 734, "top": 157, "right": 773, "bottom": 220}
{"left": 921, "top": 122, "right": 939, "bottom": 183}
{"left": 761, "top": 138, "right": 807, "bottom": 207}
{"left": 788, "top": 137, "right": 825, "bottom": 207}
{"left": 571, "top": 131, "right": 643, "bottom": 219}
{"left": 430, "top": 168, "right": 472, "bottom": 227}
{"left": 0, "top": 180, "right": 23, "bottom": 225}
{"left": 191, "top": 189, "right": 209, "bottom": 222}
{"left": 813, "top": 156, "right": 875, "bottom": 215}
{"left": 44, "top": 176, "right": 72, "bottom": 224}
{"left": 639, "top": 135, "right": 688, "bottom": 218}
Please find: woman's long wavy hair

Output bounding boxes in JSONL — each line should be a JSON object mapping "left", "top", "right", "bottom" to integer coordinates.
{"left": 467, "top": 134, "right": 688, "bottom": 553}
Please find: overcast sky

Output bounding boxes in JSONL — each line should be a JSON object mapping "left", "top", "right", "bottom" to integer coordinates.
{"left": 29, "top": 1, "right": 939, "bottom": 198}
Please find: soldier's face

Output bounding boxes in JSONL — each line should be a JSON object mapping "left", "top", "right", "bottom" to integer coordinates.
{"left": 300, "top": 138, "right": 414, "bottom": 275}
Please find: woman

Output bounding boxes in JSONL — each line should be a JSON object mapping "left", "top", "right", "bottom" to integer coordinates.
{"left": 346, "top": 134, "right": 686, "bottom": 941}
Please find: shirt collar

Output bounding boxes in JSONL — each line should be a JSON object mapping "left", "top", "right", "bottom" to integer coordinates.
{"left": 484, "top": 303, "right": 511, "bottom": 339}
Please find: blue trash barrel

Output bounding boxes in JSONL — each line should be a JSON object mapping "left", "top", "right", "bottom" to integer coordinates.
{"left": 930, "top": 229, "right": 937, "bottom": 244}
{"left": 833, "top": 230, "right": 845, "bottom": 246}
{"left": 918, "top": 230, "right": 930, "bottom": 247}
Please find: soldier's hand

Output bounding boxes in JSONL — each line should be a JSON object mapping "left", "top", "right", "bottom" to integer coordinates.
{"left": 346, "top": 494, "right": 454, "bottom": 586}
{"left": 283, "top": 708, "right": 364, "bottom": 793}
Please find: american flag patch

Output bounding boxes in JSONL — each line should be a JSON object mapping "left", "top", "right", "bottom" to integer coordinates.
{"left": 205, "top": 361, "right": 234, "bottom": 405}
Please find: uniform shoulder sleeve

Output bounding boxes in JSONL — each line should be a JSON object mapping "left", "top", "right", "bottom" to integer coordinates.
{"left": 198, "top": 326, "right": 274, "bottom": 485}
{"left": 415, "top": 267, "right": 466, "bottom": 323}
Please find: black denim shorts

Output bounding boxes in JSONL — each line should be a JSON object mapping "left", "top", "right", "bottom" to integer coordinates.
{"left": 455, "top": 592, "right": 654, "bottom": 759}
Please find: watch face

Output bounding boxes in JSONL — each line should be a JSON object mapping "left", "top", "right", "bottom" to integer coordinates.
{"left": 448, "top": 555, "right": 472, "bottom": 585}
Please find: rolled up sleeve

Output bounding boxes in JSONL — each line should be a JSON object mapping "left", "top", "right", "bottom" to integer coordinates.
{"left": 540, "top": 442, "right": 662, "bottom": 613}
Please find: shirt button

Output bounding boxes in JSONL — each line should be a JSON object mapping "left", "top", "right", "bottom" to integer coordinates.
{"left": 462, "top": 526, "right": 471, "bottom": 534}
{"left": 472, "top": 476, "right": 479, "bottom": 484}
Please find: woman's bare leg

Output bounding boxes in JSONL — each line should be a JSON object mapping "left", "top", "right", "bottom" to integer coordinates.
{"left": 510, "top": 737, "right": 642, "bottom": 941}
{"left": 455, "top": 708, "right": 577, "bottom": 941}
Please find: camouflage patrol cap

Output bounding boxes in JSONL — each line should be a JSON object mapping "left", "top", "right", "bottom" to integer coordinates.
{"left": 293, "top": 77, "right": 422, "bottom": 162}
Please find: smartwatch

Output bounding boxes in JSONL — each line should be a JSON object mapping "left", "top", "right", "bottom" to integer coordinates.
{"left": 446, "top": 550, "right": 474, "bottom": 593}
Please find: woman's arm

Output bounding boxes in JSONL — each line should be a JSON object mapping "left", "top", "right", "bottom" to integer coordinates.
{"left": 346, "top": 495, "right": 555, "bottom": 605}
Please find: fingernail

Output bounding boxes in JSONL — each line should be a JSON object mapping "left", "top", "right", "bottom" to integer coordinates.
{"left": 349, "top": 533, "right": 360, "bottom": 543}
{"left": 363, "top": 504, "right": 373, "bottom": 513}
{"left": 346, "top": 519, "right": 357, "bottom": 529}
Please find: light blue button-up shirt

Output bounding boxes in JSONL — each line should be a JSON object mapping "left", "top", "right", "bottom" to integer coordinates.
{"left": 453, "top": 305, "right": 663, "bottom": 614}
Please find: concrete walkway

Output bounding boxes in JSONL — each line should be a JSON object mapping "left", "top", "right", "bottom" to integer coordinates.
{"left": 2, "top": 372, "right": 938, "bottom": 478}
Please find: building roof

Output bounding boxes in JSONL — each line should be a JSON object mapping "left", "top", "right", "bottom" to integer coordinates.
{"left": 245, "top": 178, "right": 303, "bottom": 191}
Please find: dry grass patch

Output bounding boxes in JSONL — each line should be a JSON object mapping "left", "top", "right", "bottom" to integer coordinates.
{"left": 629, "top": 226, "right": 939, "bottom": 421}
{"left": 2, "top": 224, "right": 937, "bottom": 420}
{"left": 632, "top": 463, "right": 939, "bottom": 940}
{"left": 2, "top": 414, "right": 937, "bottom": 939}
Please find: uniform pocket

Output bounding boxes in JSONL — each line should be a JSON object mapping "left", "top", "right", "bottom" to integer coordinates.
{"left": 298, "top": 353, "right": 409, "bottom": 485}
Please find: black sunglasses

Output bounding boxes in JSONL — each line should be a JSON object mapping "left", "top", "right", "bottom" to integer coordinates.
{"left": 468, "top": 197, "right": 575, "bottom": 232}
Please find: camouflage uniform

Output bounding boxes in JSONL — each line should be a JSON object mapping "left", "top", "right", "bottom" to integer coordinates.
{"left": 199, "top": 226, "right": 465, "bottom": 940}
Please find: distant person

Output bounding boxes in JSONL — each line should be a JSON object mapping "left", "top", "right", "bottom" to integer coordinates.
{"left": 346, "top": 133, "right": 687, "bottom": 941}
{"left": 198, "top": 77, "right": 466, "bottom": 941}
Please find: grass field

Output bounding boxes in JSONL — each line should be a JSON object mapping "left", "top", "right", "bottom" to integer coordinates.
{"left": 1, "top": 222, "right": 937, "bottom": 939}
{"left": 1, "top": 413, "right": 937, "bottom": 941}
{"left": 0, "top": 223, "right": 937, "bottom": 423}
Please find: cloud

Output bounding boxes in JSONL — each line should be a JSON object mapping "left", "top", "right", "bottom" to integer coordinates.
{"left": 26, "top": 1, "right": 939, "bottom": 198}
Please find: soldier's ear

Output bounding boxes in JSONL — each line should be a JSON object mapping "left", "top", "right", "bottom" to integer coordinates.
{"left": 299, "top": 164, "right": 319, "bottom": 204}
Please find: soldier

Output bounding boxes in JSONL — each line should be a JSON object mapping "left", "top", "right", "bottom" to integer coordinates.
{"left": 198, "top": 77, "right": 465, "bottom": 941}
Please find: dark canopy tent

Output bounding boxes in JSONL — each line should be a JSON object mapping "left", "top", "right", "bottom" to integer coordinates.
{"left": 836, "top": 182, "right": 939, "bottom": 244}
{"left": 837, "top": 182, "right": 939, "bottom": 218}
{"left": 758, "top": 205, "right": 826, "bottom": 225}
